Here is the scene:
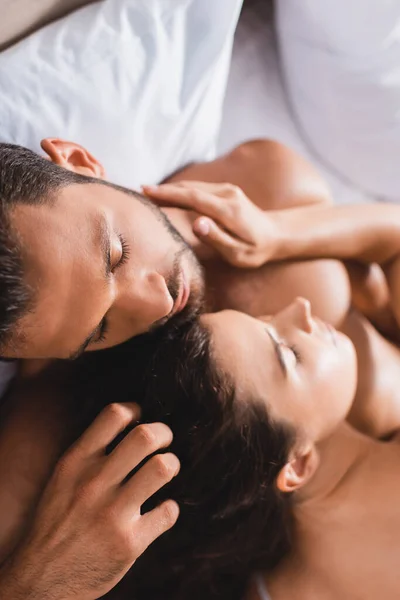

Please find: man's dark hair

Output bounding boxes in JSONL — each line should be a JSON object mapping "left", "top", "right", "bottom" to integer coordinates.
{"left": 0, "top": 143, "right": 155, "bottom": 352}
{"left": 74, "top": 318, "right": 296, "bottom": 600}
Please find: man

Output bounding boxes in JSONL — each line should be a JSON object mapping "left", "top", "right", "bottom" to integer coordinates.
{"left": 0, "top": 137, "right": 209, "bottom": 598}
{"left": 0, "top": 139, "right": 205, "bottom": 361}
{"left": 0, "top": 136, "right": 357, "bottom": 598}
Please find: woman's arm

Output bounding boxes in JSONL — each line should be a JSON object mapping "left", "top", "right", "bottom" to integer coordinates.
{"left": 272, "top": 204, "right": 400, "bottom": 330}
{"left": 144, "top": 182, "right": 400, "bottom": 267}
{"left": 145, "top": 182, "right": 400, "bottom": 328}
{"left": 272, "top": 203, "right": 400, "bottom": 266}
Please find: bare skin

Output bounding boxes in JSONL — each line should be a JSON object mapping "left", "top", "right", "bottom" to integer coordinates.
{"left": 198, "top": 303, "right": 400, "bottom": 600}
{"left": 163, "top": 140, "right": 352, "bottom": 326}
{"left": 247, "top": 426, "right": 400, "bottom": 600}
{"left": 147, "top": 143, "right": 400, "bottom": 599}
{"left": 0, "top": 396, "right": 180, "bottom": 600}
{"left": 161, "top": 141, "right": 400, "bottom": 438}
{"left": 1, "top": 139, "right": 399, "bottom": 598}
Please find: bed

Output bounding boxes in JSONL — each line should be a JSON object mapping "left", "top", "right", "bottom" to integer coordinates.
{"left": 0, "top": 1, "right": 398, "bottom": 198}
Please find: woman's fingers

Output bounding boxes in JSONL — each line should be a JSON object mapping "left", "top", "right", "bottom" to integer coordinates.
{"left": 142, "top": 184, "right": 227, "bottom": 221}
{"left": 193, "top": 217, "right": 246, "bottom": 266}
{"left": 144, "top": 181, "right": 268, "bottom": 268}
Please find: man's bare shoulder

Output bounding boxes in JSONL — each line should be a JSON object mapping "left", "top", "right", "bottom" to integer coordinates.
{"left": 0, "top": 363, "right": 75, "bottom": 562}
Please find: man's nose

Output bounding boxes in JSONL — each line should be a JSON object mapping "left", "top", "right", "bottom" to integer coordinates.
{"left": 115, "top": 270, "right": 174, "bottom": 327}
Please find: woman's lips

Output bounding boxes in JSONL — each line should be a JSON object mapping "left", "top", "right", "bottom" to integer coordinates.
{"left": 322, "top": 321, "right": 338, "bottom": 346}
{"left": 315, "top": 317, "right": 338, "bottom": 346}
{"left": 327, "top": 323, "right": 338, "bottom": 346}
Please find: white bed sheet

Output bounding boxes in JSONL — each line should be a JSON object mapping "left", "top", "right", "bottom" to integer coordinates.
{"left": 218, "top": 4, "right": 375, "bottom": 206}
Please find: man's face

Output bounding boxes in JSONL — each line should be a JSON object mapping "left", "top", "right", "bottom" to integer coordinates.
{"left": 5, "top": 183, "right": 204, "bottom": 359}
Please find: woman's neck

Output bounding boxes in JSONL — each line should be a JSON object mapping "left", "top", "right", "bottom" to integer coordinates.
{"left": 296, "top": 421, "right": 374, "bottom": 507}
{"left": 263, "top": 424, "right": 376, "bottom": 600}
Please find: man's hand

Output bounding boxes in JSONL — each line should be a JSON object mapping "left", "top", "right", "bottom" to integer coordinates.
{"left": 0, "top": 403, "right": 180, "bottom": 600}
{"left": 143, "top": 181, "right": 280, "bottom": 268}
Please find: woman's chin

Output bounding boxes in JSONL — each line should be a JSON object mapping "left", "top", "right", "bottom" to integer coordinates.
{"left": 337, "top": 333, "right": 358, "bottom": 407}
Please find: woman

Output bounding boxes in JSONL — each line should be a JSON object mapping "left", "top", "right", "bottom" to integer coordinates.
{"left": 77, "top": 290, "right": 399, "bottom": 600}
{"left": 73, "top": 144, "right": 400, "bottom": 600}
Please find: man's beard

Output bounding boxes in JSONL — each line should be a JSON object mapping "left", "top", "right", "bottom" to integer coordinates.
{"left": 150, "top": 245, "right": 205, "bottom": 337}
{"left": 99, "top": 181, "right": 206, "bottom": 339}
{"left": 145, "top": 195, "right": 206, "bottom": 334}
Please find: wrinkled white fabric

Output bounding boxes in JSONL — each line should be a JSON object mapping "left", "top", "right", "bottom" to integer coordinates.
{"left": 276, "top": 0, "right": 400, "bottom": 202}
{"left": 218, "top": 3, "right": 374, "bottom": 206}
{"left": 0, "top": 0, "right": 242, "bottom": 188}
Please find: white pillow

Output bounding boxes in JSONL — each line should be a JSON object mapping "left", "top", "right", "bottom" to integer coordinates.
{"left": 218, "top": 3, "right": 373, "bottom": 206}
{"left": 276, "top": 1, "right": 400, "bottom": 202}
{"left": 0, "top": 0, "right": 242, "bottom": 188}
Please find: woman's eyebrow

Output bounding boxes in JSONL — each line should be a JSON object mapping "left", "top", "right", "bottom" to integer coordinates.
{"left": 265, "top": 328, "right": 287, "bottom": 377}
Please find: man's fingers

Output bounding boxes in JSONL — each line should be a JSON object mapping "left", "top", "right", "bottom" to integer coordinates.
{"left": 117, "top": 452, "right": 180, "bottom": 514}
{"left": 103, "top": 422, "right": 174, "bottom": 485}
{"left": 135, "top": 499, "right": 180, "bottom": 555}
{"left": 73, "top": 403, "right": 141, "bottom": 457}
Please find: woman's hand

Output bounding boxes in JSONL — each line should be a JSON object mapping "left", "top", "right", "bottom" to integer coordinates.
{"left": 142, "top": 181, "right": 280, "bottom": 268}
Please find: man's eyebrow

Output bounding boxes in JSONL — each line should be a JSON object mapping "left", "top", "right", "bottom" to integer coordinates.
{"left": 265, "top": 328, "right": 287, "bottom": 377}
{"left": 94, "top": 213, "right": 112, "bottom": 279}
{"left": 68, "top": 319, "right": 105, "bottom": 360}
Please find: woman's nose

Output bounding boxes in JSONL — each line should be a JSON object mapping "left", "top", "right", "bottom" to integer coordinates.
{"left": 291, "top": 297, "right": 313, "bottom": 333}
{"left": 274, "top": 297, "right": 314, "bottom": 334}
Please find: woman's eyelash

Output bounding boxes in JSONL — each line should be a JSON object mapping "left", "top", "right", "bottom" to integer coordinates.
{"left": 290, "top": 344, "right": 301, "bottom": 363}
{"left": 117, "top": 233, "right": 130, "bottom": 268}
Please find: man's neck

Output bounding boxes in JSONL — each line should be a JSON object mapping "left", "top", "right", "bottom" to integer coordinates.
{"left": 162, "top": 207, "right": 216, "bottom": 261}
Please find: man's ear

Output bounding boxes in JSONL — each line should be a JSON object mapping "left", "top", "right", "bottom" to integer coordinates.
{"left": 276, "top": 444, "right": 319, "bottom": 493}
{"left": 40, "top": 138, "right": 106, "bottom": 179}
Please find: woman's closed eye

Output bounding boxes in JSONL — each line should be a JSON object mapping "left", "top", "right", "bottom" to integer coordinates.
{"left": 289, "top": 344, "right": 301, "bottom": 364}
{"left": 278, "top": 341, "right": 302, "bottom": 368}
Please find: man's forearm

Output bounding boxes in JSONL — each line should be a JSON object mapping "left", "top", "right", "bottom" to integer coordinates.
{"left": 273, "top": 204, "right": 400, "bottom": 266}
{"left": 0, "top": 556, "right": 63, "bottom": 600}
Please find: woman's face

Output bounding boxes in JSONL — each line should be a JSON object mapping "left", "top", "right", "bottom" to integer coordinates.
{"left": 201, "top": 298, "right": 357, "bottom": 443}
